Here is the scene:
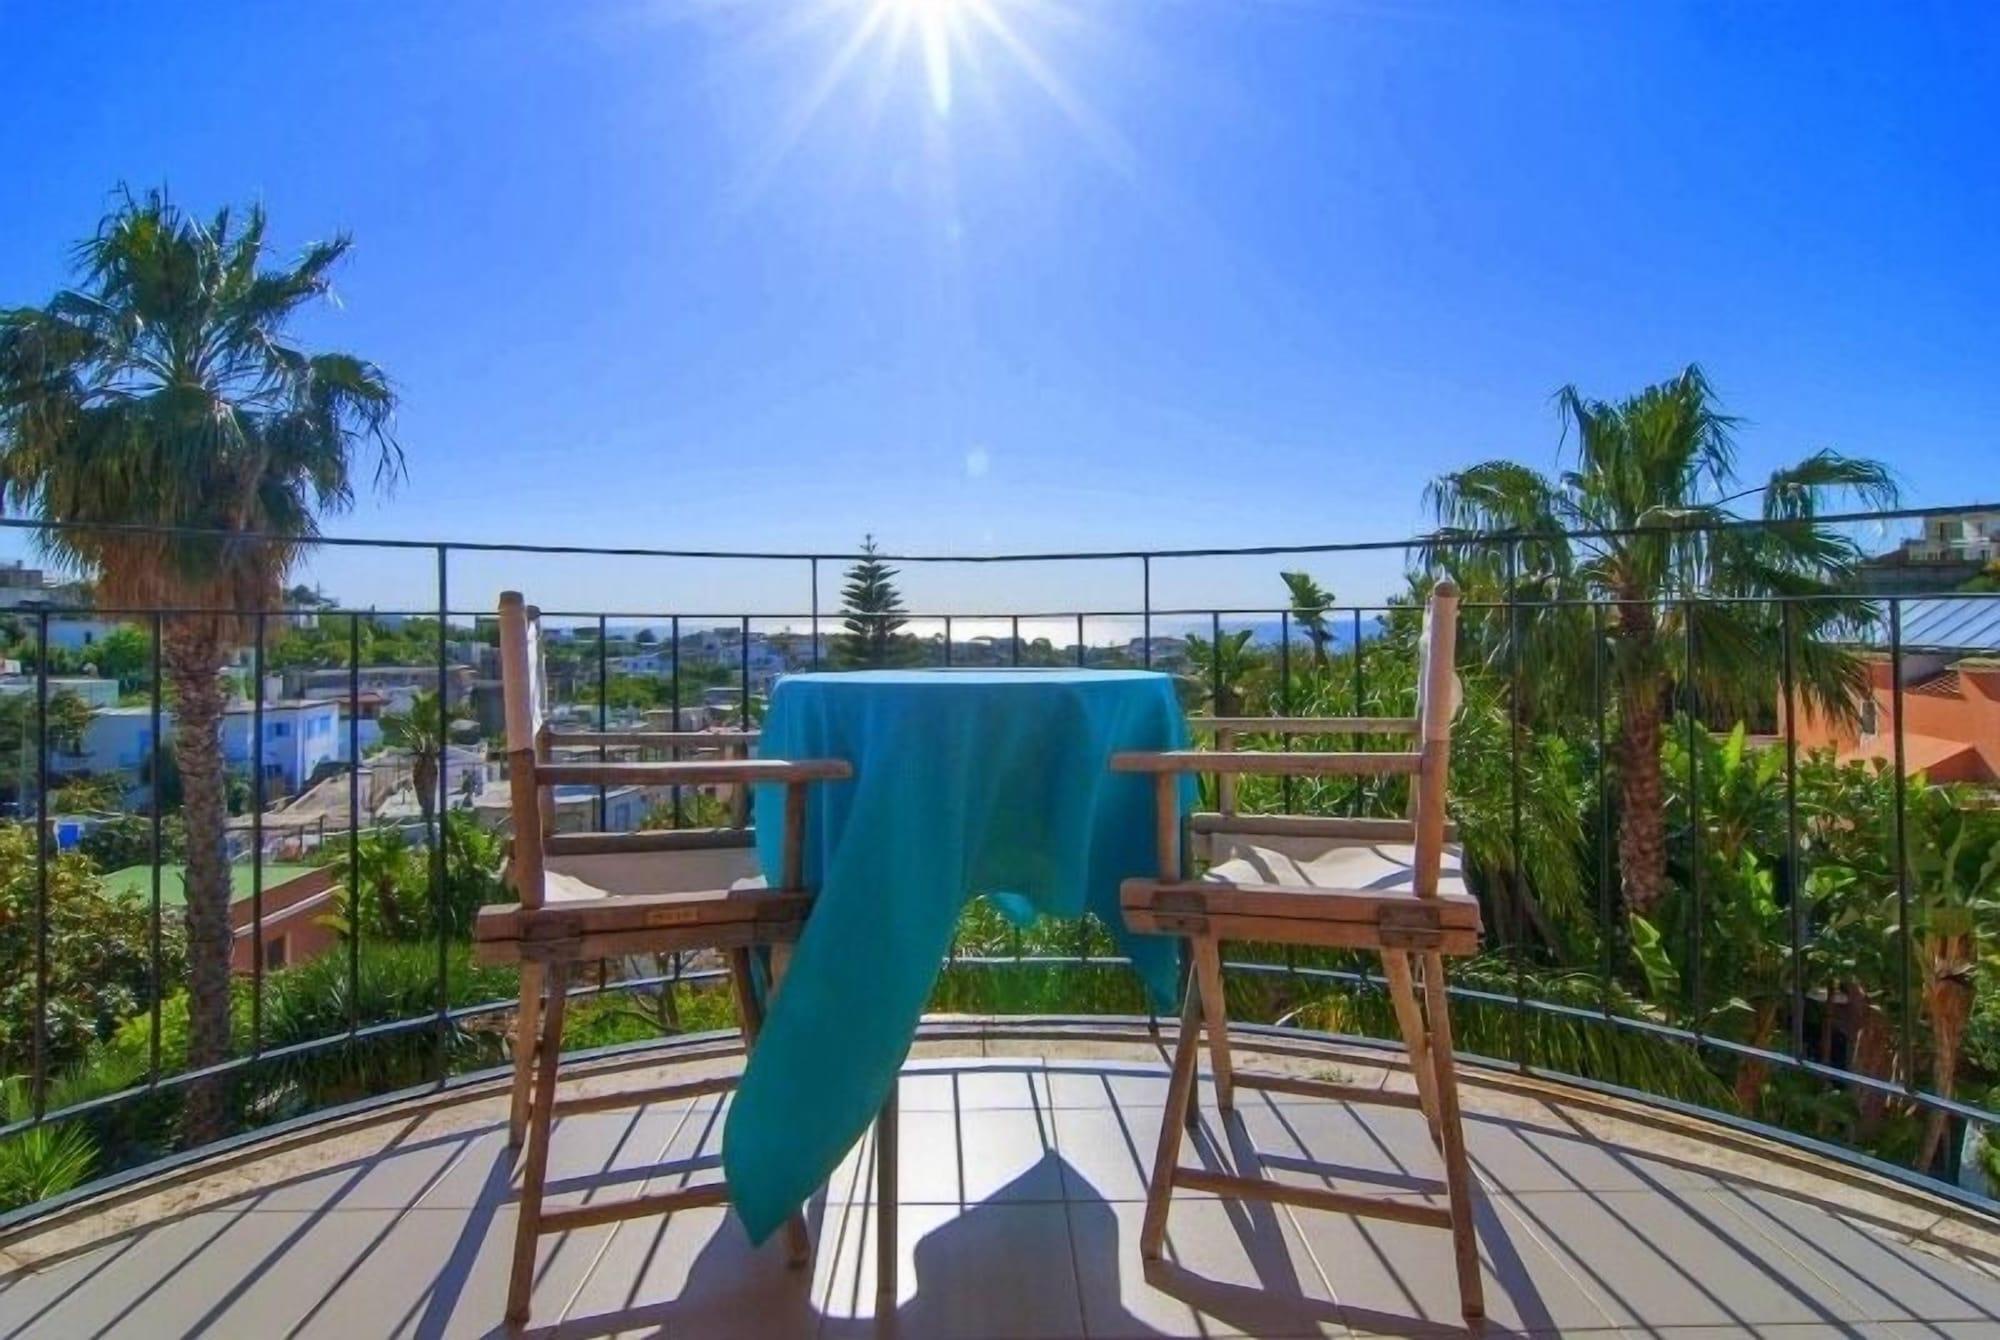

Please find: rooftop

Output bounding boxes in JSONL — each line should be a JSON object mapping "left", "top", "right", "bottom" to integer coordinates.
{"left": 2, "top": 1031, "right": 1995, "bottom": 1338}
{"left": 101, "top": 862, "right": 321, "bottom": 906}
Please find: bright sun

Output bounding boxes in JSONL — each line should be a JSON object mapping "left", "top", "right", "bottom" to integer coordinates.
{"left": 879, "top": 0, "right": 974, "bottom": 115}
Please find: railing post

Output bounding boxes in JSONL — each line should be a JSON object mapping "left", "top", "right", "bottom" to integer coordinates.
{"left": 1011, "top": 615, "right": 1021, "bottom": 666}
{"left": 1593, "top": 600, "right": 1611, "bottom": 1021}
{"left": 348, "top": 609, "right": 362, "bottom": 1039}
{"left": 671, "top": 614, "right": 683, "bottom": 825}
{"left": 1141, "top": 556, "right": 1152, "bottom": 668}
{"left": 1780, "top": 600, "right": 1804, "bottom": 1060}
{"left": 1351, "top": 606, "right": 1365, "bottom": 816}
{"left": 1685, "top": 593, "right": 1702, "bottom": 1038}
{"left": 1891, "top": 597, "right": 1912, "bottom": 1093}
{"left": 1506, "top": 539, "right": 1526, "bottom": 1070}
{"left": 810, "top": 558, "right": 821, "bottom": 670}
{"left": 1279, "top": 610, "right": 1293, "bottom": 813}
{"left": 596, "top": 614, "right": 609, "bottom": 829}
{"left": 32, "top": 609, "right": 48, "bottom": 1120}
{"left": 252, "top": 611, "right": 266, "bottom": 1057}
{"left": 149, "top": 612, "right": 164, "bottom": 1084}
{"left": 433, "top": 545, "right": 450, "bottom": 1083}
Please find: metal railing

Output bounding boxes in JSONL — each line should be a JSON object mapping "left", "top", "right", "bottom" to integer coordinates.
{"left": 1, "top": 502, "right": 1998, "bottom": 1225}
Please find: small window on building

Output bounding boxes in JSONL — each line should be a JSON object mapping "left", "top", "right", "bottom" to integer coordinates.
{"left": 263, "top": 936, "right": 288, "bottom": 970}
{"left": 1859, "top": 699, "right": 1879, "bottom": 736}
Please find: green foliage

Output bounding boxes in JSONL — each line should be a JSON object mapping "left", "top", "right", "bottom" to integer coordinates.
{"left": 0, "top": 1079, "right": 98, "bottom": 1212}
{"left": 0, "top": 823, "right": 182, "bottom": 1075}
{"left": 77, "top": 813, "right": 188, "bottom": 870}
{"left": 1183, "top": 629, "right": 1262, "bottom": 716}
{"left": 319, "top": 813, "right": 506, "bottom": 943}
{"left": 255, "top": 943, "right": 518, "bottom": 1115}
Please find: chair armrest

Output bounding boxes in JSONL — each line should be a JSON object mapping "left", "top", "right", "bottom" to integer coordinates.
{"left": 1191, "top": 716, "right": 1418, "bottom": 736}
{"left": 536, "top": 758, "right": 851, "bottom": 787}
{"left": 1111, "top": 750, "right": 1421, "bottom": 778}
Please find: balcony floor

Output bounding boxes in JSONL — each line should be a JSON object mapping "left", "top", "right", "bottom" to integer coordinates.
{"left": 3, "top": 1032, "right": 1999, "bottom": 1338}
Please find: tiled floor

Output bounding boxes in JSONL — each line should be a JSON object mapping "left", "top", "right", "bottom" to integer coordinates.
{"left": 2, "top": 1049, "right": 1998, "bottom": 1338}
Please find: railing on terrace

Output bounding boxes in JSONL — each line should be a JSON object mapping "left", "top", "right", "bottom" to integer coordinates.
{"left": 1, "top": 503, "right": 1998, "bottom": 1227}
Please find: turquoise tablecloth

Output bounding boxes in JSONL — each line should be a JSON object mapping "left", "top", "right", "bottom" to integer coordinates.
{"left": 722, "top": 669, "right": 1186, "bottom": 1243}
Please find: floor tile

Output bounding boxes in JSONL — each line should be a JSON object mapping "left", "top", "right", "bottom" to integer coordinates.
{"left": 1497, "top": 1188, "right": 1866, "bottom": 1331}
{"left": 1708, "top": 1185, "right": 2000, "bottom": 1324}
{"left": 820, "top": 1201, "right": 1086, "bottom": 1339}
{"left": 557, "top": 1204, "right": 830, "bottom": 1339}
{"left": 1072, "top": 1196, "right": 1345, "bottom": 1337}
{"left": 1053, "top": 1104, "right": 1224, "bottom": 1204}
{"left": 1290, "top": 1189, "right": 1615, "bottom": 1337}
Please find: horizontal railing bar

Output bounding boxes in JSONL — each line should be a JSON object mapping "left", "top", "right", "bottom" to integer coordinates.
{"left": 0, "top": 500, "right": 1990, "bottom": 564}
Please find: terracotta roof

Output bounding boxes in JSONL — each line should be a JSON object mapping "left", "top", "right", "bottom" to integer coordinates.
{"left": 1907, "top": 670, "right": 1964, "bottom": 699}
{"left": 1844, "top": 732, "right": 1980, "bottom": 774}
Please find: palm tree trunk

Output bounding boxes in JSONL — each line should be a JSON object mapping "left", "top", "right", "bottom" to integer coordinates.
{"left": 414, "top": 753, "right": 437, "bottom": 832}
{"left": 1614, "top": 677, "right": 1669, "bottom": 919}
{"left": 1846, "top": 981, "right": 1897, "bottom": 1141}
{"left": 1920, "top": 959, "right": 1974, "bottom": 1170}
{"left": 1733, "top": 1002, "right": 1781, "bottom": 1115}
{"left": 164, "top": 618, "right": 233, "bottom": 1144}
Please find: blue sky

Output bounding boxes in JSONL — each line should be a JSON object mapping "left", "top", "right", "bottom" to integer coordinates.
{"left": 1, "top": 1, "right": 1995, "bottom": 621}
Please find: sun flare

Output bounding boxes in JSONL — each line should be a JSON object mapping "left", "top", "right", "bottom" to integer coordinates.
{"left": 878, "top": 0, "right": 974, "bottom": 115}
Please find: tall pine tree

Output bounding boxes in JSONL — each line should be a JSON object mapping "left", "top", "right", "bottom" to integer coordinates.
{"left": 835, "top": 535, "right": 914, "bottom": 668}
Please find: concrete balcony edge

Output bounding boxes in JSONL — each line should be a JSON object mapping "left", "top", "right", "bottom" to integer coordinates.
{"left": 3, "top": 1013, "right": 1996, "bottom": 1271}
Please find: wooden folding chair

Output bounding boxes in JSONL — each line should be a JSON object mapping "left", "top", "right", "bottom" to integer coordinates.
{"left": 1113, "top": 580, "right": 1486, "bottom": 1328}
{"left": 472, "top": 592, "right": 852, "bottom": 1326}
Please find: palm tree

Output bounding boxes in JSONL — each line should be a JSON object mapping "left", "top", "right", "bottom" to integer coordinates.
{"left": 0, "top": 189, "right": 399, "bottom": 1137}
{"left": 1280, "top": 570, "right": 1335, "bottom": 669}
{"left": 378, "top": 689, "right": 468, "bottom": 831}
{"left": 1184, "top": 628, "right": 1262, "bottom": 716}
{"left": 1424, "top": 366, "right": 1894, "bottom": 918}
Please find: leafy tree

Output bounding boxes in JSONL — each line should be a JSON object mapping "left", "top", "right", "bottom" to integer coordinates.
{"left": 82, "top": 624, "right": 151, "bottom": 691}
{"left": 0, "top": 188, "right": 401, "bottom": 1137}
{"left": 1280, "top": 570, "right": 1336, "bottom": 669}
{"left": 77, "top": 813, "right": 188, "bottom": 870}
{"left": 1425, "top": 365, "right": 1895, "bottom": 918}
{"left": 0, "top": 823, "right": 183, "bottom": 1076}
{"left": 834, "top": 535, "right": 917, "bottom": 668}
{"left": 51, "top": 773, "right": 124, "bottom": 814}
{"left": 0, "top": 689, "right": 96, "bottom": 806}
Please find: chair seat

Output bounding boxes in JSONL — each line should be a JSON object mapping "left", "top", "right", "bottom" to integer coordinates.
{"left": 1208, "top": 840, "right": 1469, "bottom": 899}
{"left": 1121, "top": 841, "right": 1481, "bottom": 953}
{"left": 542, "top": 845, "right": 762, "bottom": 899}
{"left": 473, "top": 845, "right": 806, "bottom": 963}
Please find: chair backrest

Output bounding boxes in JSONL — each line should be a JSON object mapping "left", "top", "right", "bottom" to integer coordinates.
{"left": 1409, "top": 579, "right": 1460, "bottom": 897}
{"left": 498, "top": 591, "right": 546, "bottom": 755}
{"left": 498, "top": 591, "right": 550, "bottom": 907}
{"left": 1414, "top": 581, "right": 1463, "bottom": 748}
{"left": 1189, "top": 580, "right": 1461, "bottom": 873}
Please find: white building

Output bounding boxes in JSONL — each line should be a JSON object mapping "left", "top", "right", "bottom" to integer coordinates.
{"left": 1904, "top": 511, "right": 2000, "bottom": 563}
{"left": 68, "top": 698, "right": 342, "bottom": 797}
{"left": 0, "top": 675, "right": 121, "bottom": 710}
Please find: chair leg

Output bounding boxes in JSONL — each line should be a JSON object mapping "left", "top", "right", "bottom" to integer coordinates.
{"left": 507, "top": 961, "right": 570, "bottom": 1325}
{"left": 729, "top": 948, "right": 814, "bottom": 1268}
{"left": 1191, "top": 935, "right": 1235, "bottom": 1112}
{"left": 1419, "top": 950, "right": 1484, "bottom": 1327}
{"left": 1141, "top": 975, "right": 1205, "bottom": 1261}
{"left": 1381, "top": 951, "right": 1441, "bottom": 1144}
{"left": 876, "top": 1078, "right": 899, "bottom": 1307}
{"left": 507, "top": 962, "right": 543, "bottom": 1150}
